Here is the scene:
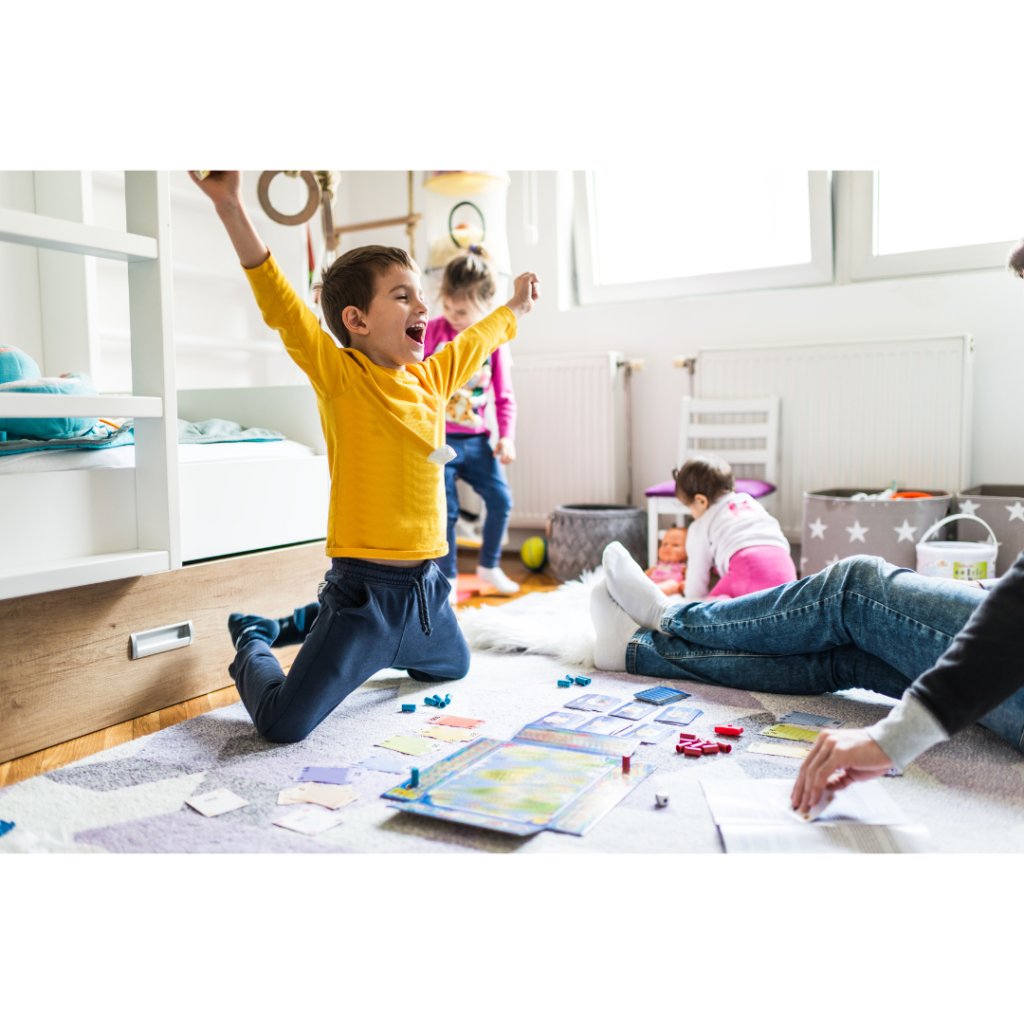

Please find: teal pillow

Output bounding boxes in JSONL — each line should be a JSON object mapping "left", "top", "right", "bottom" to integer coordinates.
{"left": 0, "top": 346, "right": 41, "bottom": 384}
{"left": 0, "top": 373, "right": 100, "bottom": 440}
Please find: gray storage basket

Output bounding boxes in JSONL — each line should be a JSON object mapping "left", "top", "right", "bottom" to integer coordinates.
{"left": 801, "top": 489, "right": 951, "bottom": 577}
{"left": 547, "top": 505, "right": 647, "bottom": 583}
{"left": 955, "top": 486, "right": 1024, "bottom": 576}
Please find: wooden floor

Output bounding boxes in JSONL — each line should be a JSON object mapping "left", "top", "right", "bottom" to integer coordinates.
{"left": 0, "top": 554, "right": 559, "bottom": 790}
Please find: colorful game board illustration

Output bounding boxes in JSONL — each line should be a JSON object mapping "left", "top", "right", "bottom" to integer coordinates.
{"left": 563, "top": 693, "right": 627, "bottom": 714}
{"left": 618, "top": 721, "right": 676, "bottom": 745}
{"left": 575, "top": 715, "right": 632, "bottom": 737}
{"left": 610, "top": 701, "right": 656, "bottom": 721}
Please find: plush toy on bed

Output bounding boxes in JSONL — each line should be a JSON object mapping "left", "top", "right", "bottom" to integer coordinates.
{"left": 645, "top": 526, "right": 688, "bottom": 595}
{"left": 0, "top": 345, "right": 100, "bottom": 442}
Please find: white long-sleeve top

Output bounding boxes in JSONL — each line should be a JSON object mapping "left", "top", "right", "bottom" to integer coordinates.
{"left": 684, "top": 491, "right": 791, "bottom": 598}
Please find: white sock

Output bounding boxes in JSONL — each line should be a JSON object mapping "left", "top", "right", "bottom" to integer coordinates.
{"left": 591, "top": 580, "right": 642, "bottom": 672}
{"left": 477, "top": 565, "right": 520, "bottom": 594}
{"left": 602, "top": 541, "right": 674, "bottom": 631}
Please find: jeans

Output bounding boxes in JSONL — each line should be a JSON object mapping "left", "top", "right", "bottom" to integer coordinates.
{"left": 229, "top": 558, "right": 470, "bottom": 743}
{"left": 436, "top": 433, "right": 513, "bottom": 578}
{"left": 627, "top": 555, "right": 1024, "bottom": 750}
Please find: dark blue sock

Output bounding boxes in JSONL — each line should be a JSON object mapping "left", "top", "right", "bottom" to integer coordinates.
{"left": 273, "top": 601, "right": 320, "bottom": 647}
{"left": 227, "top": 613, "right": 281, "bottom": 651}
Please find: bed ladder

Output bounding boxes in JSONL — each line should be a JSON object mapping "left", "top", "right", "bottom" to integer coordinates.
{"left": 0, "top": 171, "right": 180, "bottom": 600}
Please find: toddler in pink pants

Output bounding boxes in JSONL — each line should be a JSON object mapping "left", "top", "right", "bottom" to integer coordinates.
{"left": 673, "top": 454, "right": 796, "bottom": 599}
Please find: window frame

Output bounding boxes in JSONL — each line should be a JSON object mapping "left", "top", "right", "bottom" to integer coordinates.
{"left": 572, "top": 170, "right": 834, "bottom": 305}
{"left": 846, "top": 170, "right": 1019, "bottom": 281}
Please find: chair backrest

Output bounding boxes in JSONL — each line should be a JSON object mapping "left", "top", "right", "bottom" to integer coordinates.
{"left": 676, "top": 395, "right": 780, "bottom": 485}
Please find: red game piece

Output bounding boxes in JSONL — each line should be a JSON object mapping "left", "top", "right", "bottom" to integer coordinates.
{"left": 715, "top": 725, "right": 744, "bottom": 736}
{"left": 718, "top": 742, "right": 732, "bottom": 753}
{"left": 622, "top": 755, "right": 631, "bottom": 773}
{"left": 683, "top": 746, "right": 702, "bottom": 757}
{"left": 679, "top": 732, "right": 696, "bottom": 740}
{"left": 701, "top": 742, "right": 719, "bottom": 754}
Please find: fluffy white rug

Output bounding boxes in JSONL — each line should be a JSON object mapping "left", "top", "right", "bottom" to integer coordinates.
{"left": 458, "top": 569, "right": 602, "bottom": 668}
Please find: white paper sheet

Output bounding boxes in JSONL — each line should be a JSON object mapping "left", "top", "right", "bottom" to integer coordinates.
{"left": 719, "top": 823, "right": 930, "bottom": 854}
{"left": 701, "top": 779, "right": 911, "bottom": 827}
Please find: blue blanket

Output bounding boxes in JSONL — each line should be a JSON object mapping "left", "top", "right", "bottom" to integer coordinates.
{"left": 0, "top": 418, "right": 285, "bottom": 457}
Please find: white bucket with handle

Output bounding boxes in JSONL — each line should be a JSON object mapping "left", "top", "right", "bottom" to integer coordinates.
{"left": 916, "top": 514, "right": 998, "bottom": 581}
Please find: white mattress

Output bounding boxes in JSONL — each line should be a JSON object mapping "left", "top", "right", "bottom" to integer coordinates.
{"left": 0, "top": 439, "right": 316, "bottom": 475}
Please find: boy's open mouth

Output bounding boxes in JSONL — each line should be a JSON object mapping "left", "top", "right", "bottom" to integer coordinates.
{"left": 406, "top": 324, "right": 425, "bottom": 344}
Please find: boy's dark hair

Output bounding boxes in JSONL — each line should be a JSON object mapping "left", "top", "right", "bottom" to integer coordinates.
{"left": 441, "top": 244, "right": 497, "bottom": 306}
{"left": 315, "top": 245, "right": 417, "bottom": 347}
{"left": 673, "top": 454, "right": 735, "bottom": 505}
{"left": 1009, "top": 240, "right": 1024, "bottom": 279}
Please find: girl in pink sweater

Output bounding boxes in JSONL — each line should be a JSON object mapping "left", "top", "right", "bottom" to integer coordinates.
{"left": 424, "top": 246, "right": 519, "bottom": 598}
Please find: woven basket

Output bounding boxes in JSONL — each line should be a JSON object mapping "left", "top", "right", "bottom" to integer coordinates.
{"left": 546, "top": 505, "right": 647, "bottom": 583}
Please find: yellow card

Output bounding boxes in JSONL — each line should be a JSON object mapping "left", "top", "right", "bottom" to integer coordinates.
{"left": 420, "top": 725, "right": 478, "bottom": 743}
{"left": 377, "top": 735, "right": 437, "bottom": 757}
{"left": 277, "top": 783, "right": 358, "bottom": 810}
{"left": 761, "top": 724, "right": 820, "bottom": 743}
{"left": 747, "top": 742, "right": 809, "bottom": 759}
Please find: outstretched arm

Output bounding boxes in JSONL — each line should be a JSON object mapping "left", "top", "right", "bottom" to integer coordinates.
{"left": 189, "top": 171, "right": 269, "bottom": 270}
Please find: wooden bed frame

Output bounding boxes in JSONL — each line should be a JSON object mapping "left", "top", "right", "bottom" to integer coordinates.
{"left": 0, "top": 541, "right": 330, "bottom": 763}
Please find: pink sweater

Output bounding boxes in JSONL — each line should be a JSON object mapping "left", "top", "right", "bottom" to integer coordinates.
{"left": 423, "top": 316, "right": 517, "bottom": 440}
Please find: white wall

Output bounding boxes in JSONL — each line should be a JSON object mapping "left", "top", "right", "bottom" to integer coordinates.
{"left": 0, "top": 172, "right": 44, "bottom": 368}
{"left": 333, "top": 170, "right": 1024, "bottom": 497}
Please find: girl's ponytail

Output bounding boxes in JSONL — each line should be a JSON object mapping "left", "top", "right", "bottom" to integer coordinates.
{"left": 442, "top": 245, "right": 498, "bottom": 305}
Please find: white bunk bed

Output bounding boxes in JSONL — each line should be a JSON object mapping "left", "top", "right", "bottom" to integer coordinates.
{"left": 0, "top": 174, "right": 329, "bottom": 601}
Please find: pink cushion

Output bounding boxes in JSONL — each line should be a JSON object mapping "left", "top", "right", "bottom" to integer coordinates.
{"left": 644, "top": 478, "right": 777, "bottom": 500}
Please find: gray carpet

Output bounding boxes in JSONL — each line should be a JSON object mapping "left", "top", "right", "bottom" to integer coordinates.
{"left": 2, "top": 650, "right": 1023, "bottom": 853}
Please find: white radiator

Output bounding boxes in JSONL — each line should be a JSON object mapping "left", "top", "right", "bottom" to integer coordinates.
{"left": 504, "top": 352, "right": 629, "bottom": 528}
{"left": 696, "top": 334, "right": 974, "bottom": 539}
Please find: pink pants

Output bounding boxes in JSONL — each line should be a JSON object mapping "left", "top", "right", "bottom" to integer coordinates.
{"left": 708, "top": 545, "right": 798, "bottom": 599}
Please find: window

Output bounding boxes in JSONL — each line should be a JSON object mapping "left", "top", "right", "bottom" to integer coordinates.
{"left": 845, "top": 171, "right": 1022, "bottom": 280}
{"left": 573, "top": 170, "right": 833, "bottom": 303}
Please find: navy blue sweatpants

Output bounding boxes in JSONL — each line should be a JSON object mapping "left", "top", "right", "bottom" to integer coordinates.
{"left": 229, "top": 558, "right": 470, "bottom": 743}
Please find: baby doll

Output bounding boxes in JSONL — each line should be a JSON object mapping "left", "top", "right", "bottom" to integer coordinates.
{"left": 645, "top": 526, "right": 688, "bottom": 595}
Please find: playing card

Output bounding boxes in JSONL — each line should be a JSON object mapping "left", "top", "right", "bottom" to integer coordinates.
{"left": 747, "top": 742, "right": 809, "bottom": 759}
{"left": 376, "top": 735, "right": 437, "bottom": 757}
{"left": 610, "top": 701, "right": 655, "bottom": 721}
{"left": 778, "top": 711, "right": 845, "bottom": 730}
{"left": 185, "top": 788, "right": 248, "bottom": 817}
{"left": 618, "top": 722, "right": 676, "bottom": 745}
{"left": 272, "top": 804, "right": 346, "bottom": 836}
{"left": 655, "top": 706, "right": 704, "bottom": 727}
{"left": 420, "top": 725, "right": 478, "bottom": 743}
{"left": 761, "top": 724, "right": 820, "bottom": 743}
{"left": 575, "top": 715, "right": 632, "bottom": 737}
{"left": 277, "top": 783, "right": 358, "bottom": 810}
{"left": 359, "top": 755, "right": 409, "bottom": 774}
{"left": 295, "top": 766, "right": 364, "bottom": 785}
{"left": 428, "top": 715, "right": 483, "bottom": 729}
{"left": 530, "top": 710, "right": 589, "bottom": 730}
{"left": 563, "top": 693, "right": 627, "bottom": 714}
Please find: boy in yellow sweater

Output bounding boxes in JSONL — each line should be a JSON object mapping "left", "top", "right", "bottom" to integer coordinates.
{"left": 190, "top": 172, "right": 539, "bottom": 743}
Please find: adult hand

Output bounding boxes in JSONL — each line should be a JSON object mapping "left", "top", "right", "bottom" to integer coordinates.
{"left": 790, "top": 728, "right": 893, "bottom": 814}
{"left": 495, "top": 437, "right": 516, "bottom": 464}
{"left": 505, "top": 272, "right": 540, "bottom": 318}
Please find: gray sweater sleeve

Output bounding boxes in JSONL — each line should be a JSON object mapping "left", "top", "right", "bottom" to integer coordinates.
{"left": 865, "top": 694, "right": 949, "bottom": 770}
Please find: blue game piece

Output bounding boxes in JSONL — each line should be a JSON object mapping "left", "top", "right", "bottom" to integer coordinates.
{"left": 444, "top": 694, "right": 452, "bottom": 705}
{"left": 557, "top": 679, "right": 572, "bottom": 687}
{"left": 401, "top": 704, "right": 416, "bottom": 713}
{"left": 407, "top": 768, "right": 420, "bottom": 789}
{"left": 0, "top": 820, "right": 14, "bottom": 839}
{"left": 574, "top": 675, "right": 592, "bottom": 686}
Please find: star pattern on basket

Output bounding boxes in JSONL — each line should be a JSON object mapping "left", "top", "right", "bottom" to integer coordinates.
{"left": 808, "top": 517, "right": 827, "bottom": 539}
{"left": 846, "top": 520, "right": 869, "bottom": 543}
{"left": 958, "top": 499, "right": 980, "bottom": 516}
{"left": 1006, "top": 502, "right": 1024, "bottom": 523}
{"left": 893, "top": 520, "right": 918, "bottom": 543}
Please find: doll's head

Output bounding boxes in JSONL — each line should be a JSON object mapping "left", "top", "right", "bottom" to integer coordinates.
{"left": 658, "top": 527, "right": 687, "bottom": 563}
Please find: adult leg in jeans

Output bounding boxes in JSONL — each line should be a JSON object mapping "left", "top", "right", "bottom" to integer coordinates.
{"left": 653, "top": 555, "right": 984, "bottom": 685}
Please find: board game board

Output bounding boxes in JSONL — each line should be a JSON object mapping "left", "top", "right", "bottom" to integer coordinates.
{"left": 383, "top": 727, "right": 654, "bottom": 837}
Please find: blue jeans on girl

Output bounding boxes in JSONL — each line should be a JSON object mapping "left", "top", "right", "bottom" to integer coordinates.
{"left": 627, "top": 555, "right": 1024, "bottom": 751}
{"left": 436, "top": 433, "right": 513, "bottom": 579}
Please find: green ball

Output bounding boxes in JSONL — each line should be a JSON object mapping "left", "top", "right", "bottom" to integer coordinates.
{"left": 520, "top": 536, "right": 548, "bottom": 571}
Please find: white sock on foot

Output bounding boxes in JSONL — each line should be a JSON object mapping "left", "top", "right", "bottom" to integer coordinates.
{"left": 477, "top": 564, "right": 520, "bottom": 594}
{"left": 602, "top": 541, "right": 674, "bottom": 631}
{"left": 591, "top": 580, "right": 641, "bottom": 672}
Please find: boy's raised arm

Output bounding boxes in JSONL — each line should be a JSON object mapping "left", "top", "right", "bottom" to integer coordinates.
{"left": 189, "top": 171, "right": 270, "bottom": 270}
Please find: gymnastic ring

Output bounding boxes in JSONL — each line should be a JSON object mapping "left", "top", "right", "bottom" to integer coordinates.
{"left": 257, "top": 170, "right": 322, "bottom": 226}
{"left": 448, "top": 201, "right": 486, "bottom": 248}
